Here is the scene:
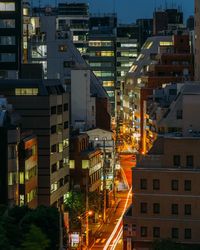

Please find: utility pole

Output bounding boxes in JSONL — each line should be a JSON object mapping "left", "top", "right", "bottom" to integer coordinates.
{"left": 86, "top": 172, "right": 89, "bottom": 249}
{"left": 103, "top": 139, "right": 107, "bottom": 223}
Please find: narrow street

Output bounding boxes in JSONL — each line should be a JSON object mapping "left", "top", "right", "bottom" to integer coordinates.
{"left": 89, "top": 153, "right": 135, "bottom": 250}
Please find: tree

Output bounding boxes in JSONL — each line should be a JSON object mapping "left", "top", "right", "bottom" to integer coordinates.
{"left": 21, "top": 224, "right": 49, "bottom": 250}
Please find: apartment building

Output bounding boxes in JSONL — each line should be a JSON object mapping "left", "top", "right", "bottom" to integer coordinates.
{"left": 0, "top": 79, "right": 70, "bottom": 207}
{"left": 69, "top": 133, "right": 102, "bottom": 193}
{"left": 0, "top": 98, "right": 38, "bottom": 208}
{"left": 124, "top": 34, "right": 193, "bottom": 152}
{"left": 123, "top": 136, "right": 200, "bottom": 250}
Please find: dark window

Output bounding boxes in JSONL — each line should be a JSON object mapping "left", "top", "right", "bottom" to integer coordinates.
{"left": 64, "top": 103, "right": 68, "bottom": 111}
{"left": 51, "top": 106, "right": 56, "bottom": 115}
{"left": 140, "top": 226, "right": 147, "bottom": 237}
{"left": 171, "top": 204, "right": 178, "bottom": 215}
{"left": 171, "top": 180, "right": 179, "bottom": 191}
{"left": 153, "top": 227, "right": 160, "bottom": 238}
{"left": 51, "top": 163, "right": 57, "bottom": 173}
{"left": 153, "top": 203, "right": 160, "bottom": 214}
{"left": 185, "top": 180, "right": 191, "bottom": 191}
{"left": 153, "top": 179, "right": 160, "bottom": 190}
{"left": 51, "top": 144, "right": 57, "bottom": 153}
{"left": 171, "top": 228, "right": 179, "bottom": 239}
{"left": 140, "top": 179, "right": 147, "bottom": 190}
{"left": 184, "top": 228, "right": 191, "bottom": 239}
{"left": 140, "top": 202, "right": 147, "bottom": 213}
{"left": 173, "top": 155, "right": 180, "bottom": 167}
{"left": 186, "top": 155, "right": 193, "bottom": 168}
{"left": 185, "top": 204, "right": 191, "bottom": 215}
{"left": 51, "top": 125, "right": 56, "bottom": 134}
{"left": 176, "top": 110, "right": 182, "bottom": 119}
{"left": 64, "top": 121, "right": 69, "bottom": 129}
{"left": 57, "top": 105, "right": 62, "bottom": 115}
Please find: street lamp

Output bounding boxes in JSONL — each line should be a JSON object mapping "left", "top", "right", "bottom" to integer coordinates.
{"left": 78, "top": 210, "right": 93, "bottom": 249}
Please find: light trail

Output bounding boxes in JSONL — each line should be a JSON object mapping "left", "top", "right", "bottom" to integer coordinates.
{"left": 103, "top": 187, "right": 132, "bottom": 250}
{"left": 110, "top": 226, "right": 123, "bottom": 250}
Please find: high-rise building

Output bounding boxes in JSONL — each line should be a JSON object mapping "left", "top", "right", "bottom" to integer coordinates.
{"left": 0, "top": 79, "right": 70, "bottom": 207}
{"left": 89, "top": 14, "right": 117, "bottom": 114}
{"left": 0, "top": 0, "right": 22, "bottom": 78}
{"left": 195, "top": 0, "right": 200, "bottom": 81}
{"left": 153, "top": 8, "right": 184, "bottom": 35}
{"left": 136, "top": 19, "right": 153, "bottom": 49}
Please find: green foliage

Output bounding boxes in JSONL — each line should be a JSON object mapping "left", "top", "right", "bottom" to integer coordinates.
{"left": 0, "top": 205, "right": 60, "bottom": 250}
{"left": 88, "top": 191, "right": 102, "bottom": 213}
{"left": 21, "top": 224, "right": 49, "bottom": 250}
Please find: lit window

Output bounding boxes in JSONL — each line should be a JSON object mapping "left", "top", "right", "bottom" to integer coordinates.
{"left": 19, "top": 172, "right": 24, "bottom": 184}
{"left": 160, "top": 41, "right": 173, "bottom": 46}
{"left": 58, "top": 44, "right": 67, "bottom": 52}
{"left": 89, "top": 41, "right": 113, "bottom": 47}
{"left": 82, "top": 160, "right": 89, "bottom": 169}
{"left": 69, "top": 160, "right": 75, "bottom": 169}
{"left": 0, "top": 2, "right": 15, "bottom": 11}
{"left": 8, "top": 172, "right": 16, "bottom": 185}
{"left": 19, "top": 195, "right": 24, "bottom": 206}
{"left": 121, "top": 43, "right": 137, "bottom": 48}
{"left": 27, "top": 189, "right": 37, "bottom": 202}
{"left": 51, "top": 182, "right": 58, "bottom": 193}
{"left": 129, "top": 65, "right": 137, "bottom": 72}
{"left": 15, "top": 88, "right": 38, "bottom": 96}
{"left": 107, "top": 91, "right": 115, "bottom": 98}
{"left": 142, "top": 41, "right": 153, "bottom": 49}
{"left": 103, "top": 81, "right": 114, "bottom": 87}
{"left": 23, "top": 7, "right": 28, "bottom": 16}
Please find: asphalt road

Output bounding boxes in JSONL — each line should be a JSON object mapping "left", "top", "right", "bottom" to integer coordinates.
{"left": 89, "top": 154, "right": 134, "bottom": 250}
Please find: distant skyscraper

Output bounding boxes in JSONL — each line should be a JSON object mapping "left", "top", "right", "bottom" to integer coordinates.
{"left": 195, "top": 0, "right": 200, "bottom": 81}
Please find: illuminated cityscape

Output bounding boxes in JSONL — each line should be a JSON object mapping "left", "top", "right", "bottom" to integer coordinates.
{"left": 0, "top": 1, "right": 199, "bottom": 250}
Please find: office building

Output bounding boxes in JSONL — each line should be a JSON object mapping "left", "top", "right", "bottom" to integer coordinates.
{"left": 0, "top": 0, "right": 22, "bottom": 78}
{"left": 89, "top": 14, "right": 117, "bottom": 114}
{"left": 153, "top": 7, "right": 184, "bottom": 35}
{"left": 0, "top": 79, "right": 70, "bottom": 207}
{"left": 0, "top": 98, "right": 38, "bottom": 208}
{"left": 195, "top": 0, "right": 200, "bottom": 81}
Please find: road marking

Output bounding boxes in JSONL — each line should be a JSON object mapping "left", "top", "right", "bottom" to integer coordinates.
{"left": 95, "top": 239, "right": 101, "bottom": 243}
{"left": 101, "top": 238, "right": 106, "bottom": 243}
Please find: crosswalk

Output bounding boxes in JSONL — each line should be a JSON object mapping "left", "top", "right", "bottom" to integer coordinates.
{"left": 95, "top": 238, "right": 107, "bottom": 244}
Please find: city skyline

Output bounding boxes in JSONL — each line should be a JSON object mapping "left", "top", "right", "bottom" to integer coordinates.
{"left": 42, "top": 0, "right": 194, "bottom": 23}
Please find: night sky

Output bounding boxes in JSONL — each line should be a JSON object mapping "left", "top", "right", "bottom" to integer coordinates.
{"left": 43, "top": 0, "right": 194, "bottom": 23}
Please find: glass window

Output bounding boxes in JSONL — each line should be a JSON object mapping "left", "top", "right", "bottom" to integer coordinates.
{"left": 153, "top": 227, "right": 160, "bottom": 238}
{"left": 0, "top": 36, "right": 15, "bottom": 45}
{"left": 171, "top": 180, "right": 179, "bottom": 191}
{"left": 173, "top": 155, "right": 180, "bottom": 167}
{"left": 0, "top": 19, "right": 15, "bottom": 28}
{"left": 184, "top": 228, "right": 191, "bottom": 239}
{"left": 8, "top": 172, "right": 16, "bottom": 185}
{"left": 153, "top": 203, "right": 160, "bottom": 214}
{"left": 8, "top": 145, "right": 16, "bottom": 159}
{"left": 140, "top": 226, "right": 147, "bottom": 237}
{"left": 69, "top": 160, "right": 75, "bottom": 169}
{"left": 171, "top": 204, "right": 178, "bottom": 215}
{"left": 185, "top": 180, "right": 191, "bottom": 191}
{"left": 64, "top": 121, "right": 68, "bottom": 129}
{"left": 0, "top": 53, "right": 15, "bottom": 62}
{"left": 172, "top": 228, "right": 179, "bottom": 239}
{"left": 103, "top": 81, "right": 114, "bottom": 87}
{"left": 82, "top": 160, "right": 89, "bottom": 169}
{"left": 186, "top": 155, "right": 193, "bottom": 168}
{"left": 185, "top": 204, "right": 191, "bottom": 215}
{"left": 19, "top": 172, "right": 24, "bottom": 184}
{"left": 15, "top": 88, "right": 38, "bottom": 96}
{"left": 0, "top": 2, "right": 15, "bottom": 11}
{"left": 153, "top": 179, "right": 160, "bottom": 190}
{"left": 140, "top": 202, "right": 147, "bottom": 213}
{"left": 140, "top": 179, "right": 147, "bottom": 190}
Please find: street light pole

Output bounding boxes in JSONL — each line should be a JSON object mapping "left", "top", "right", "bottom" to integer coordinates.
{"left": 103, "top": 139, "right": 107, "bottom": 223}
{"left": 86, "top": 171, "right": 89, "bottom": 249}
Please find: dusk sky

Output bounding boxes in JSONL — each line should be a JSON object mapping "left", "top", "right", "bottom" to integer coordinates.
{"left": 44, "top": 0, "right": 194, "bottom": 23}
